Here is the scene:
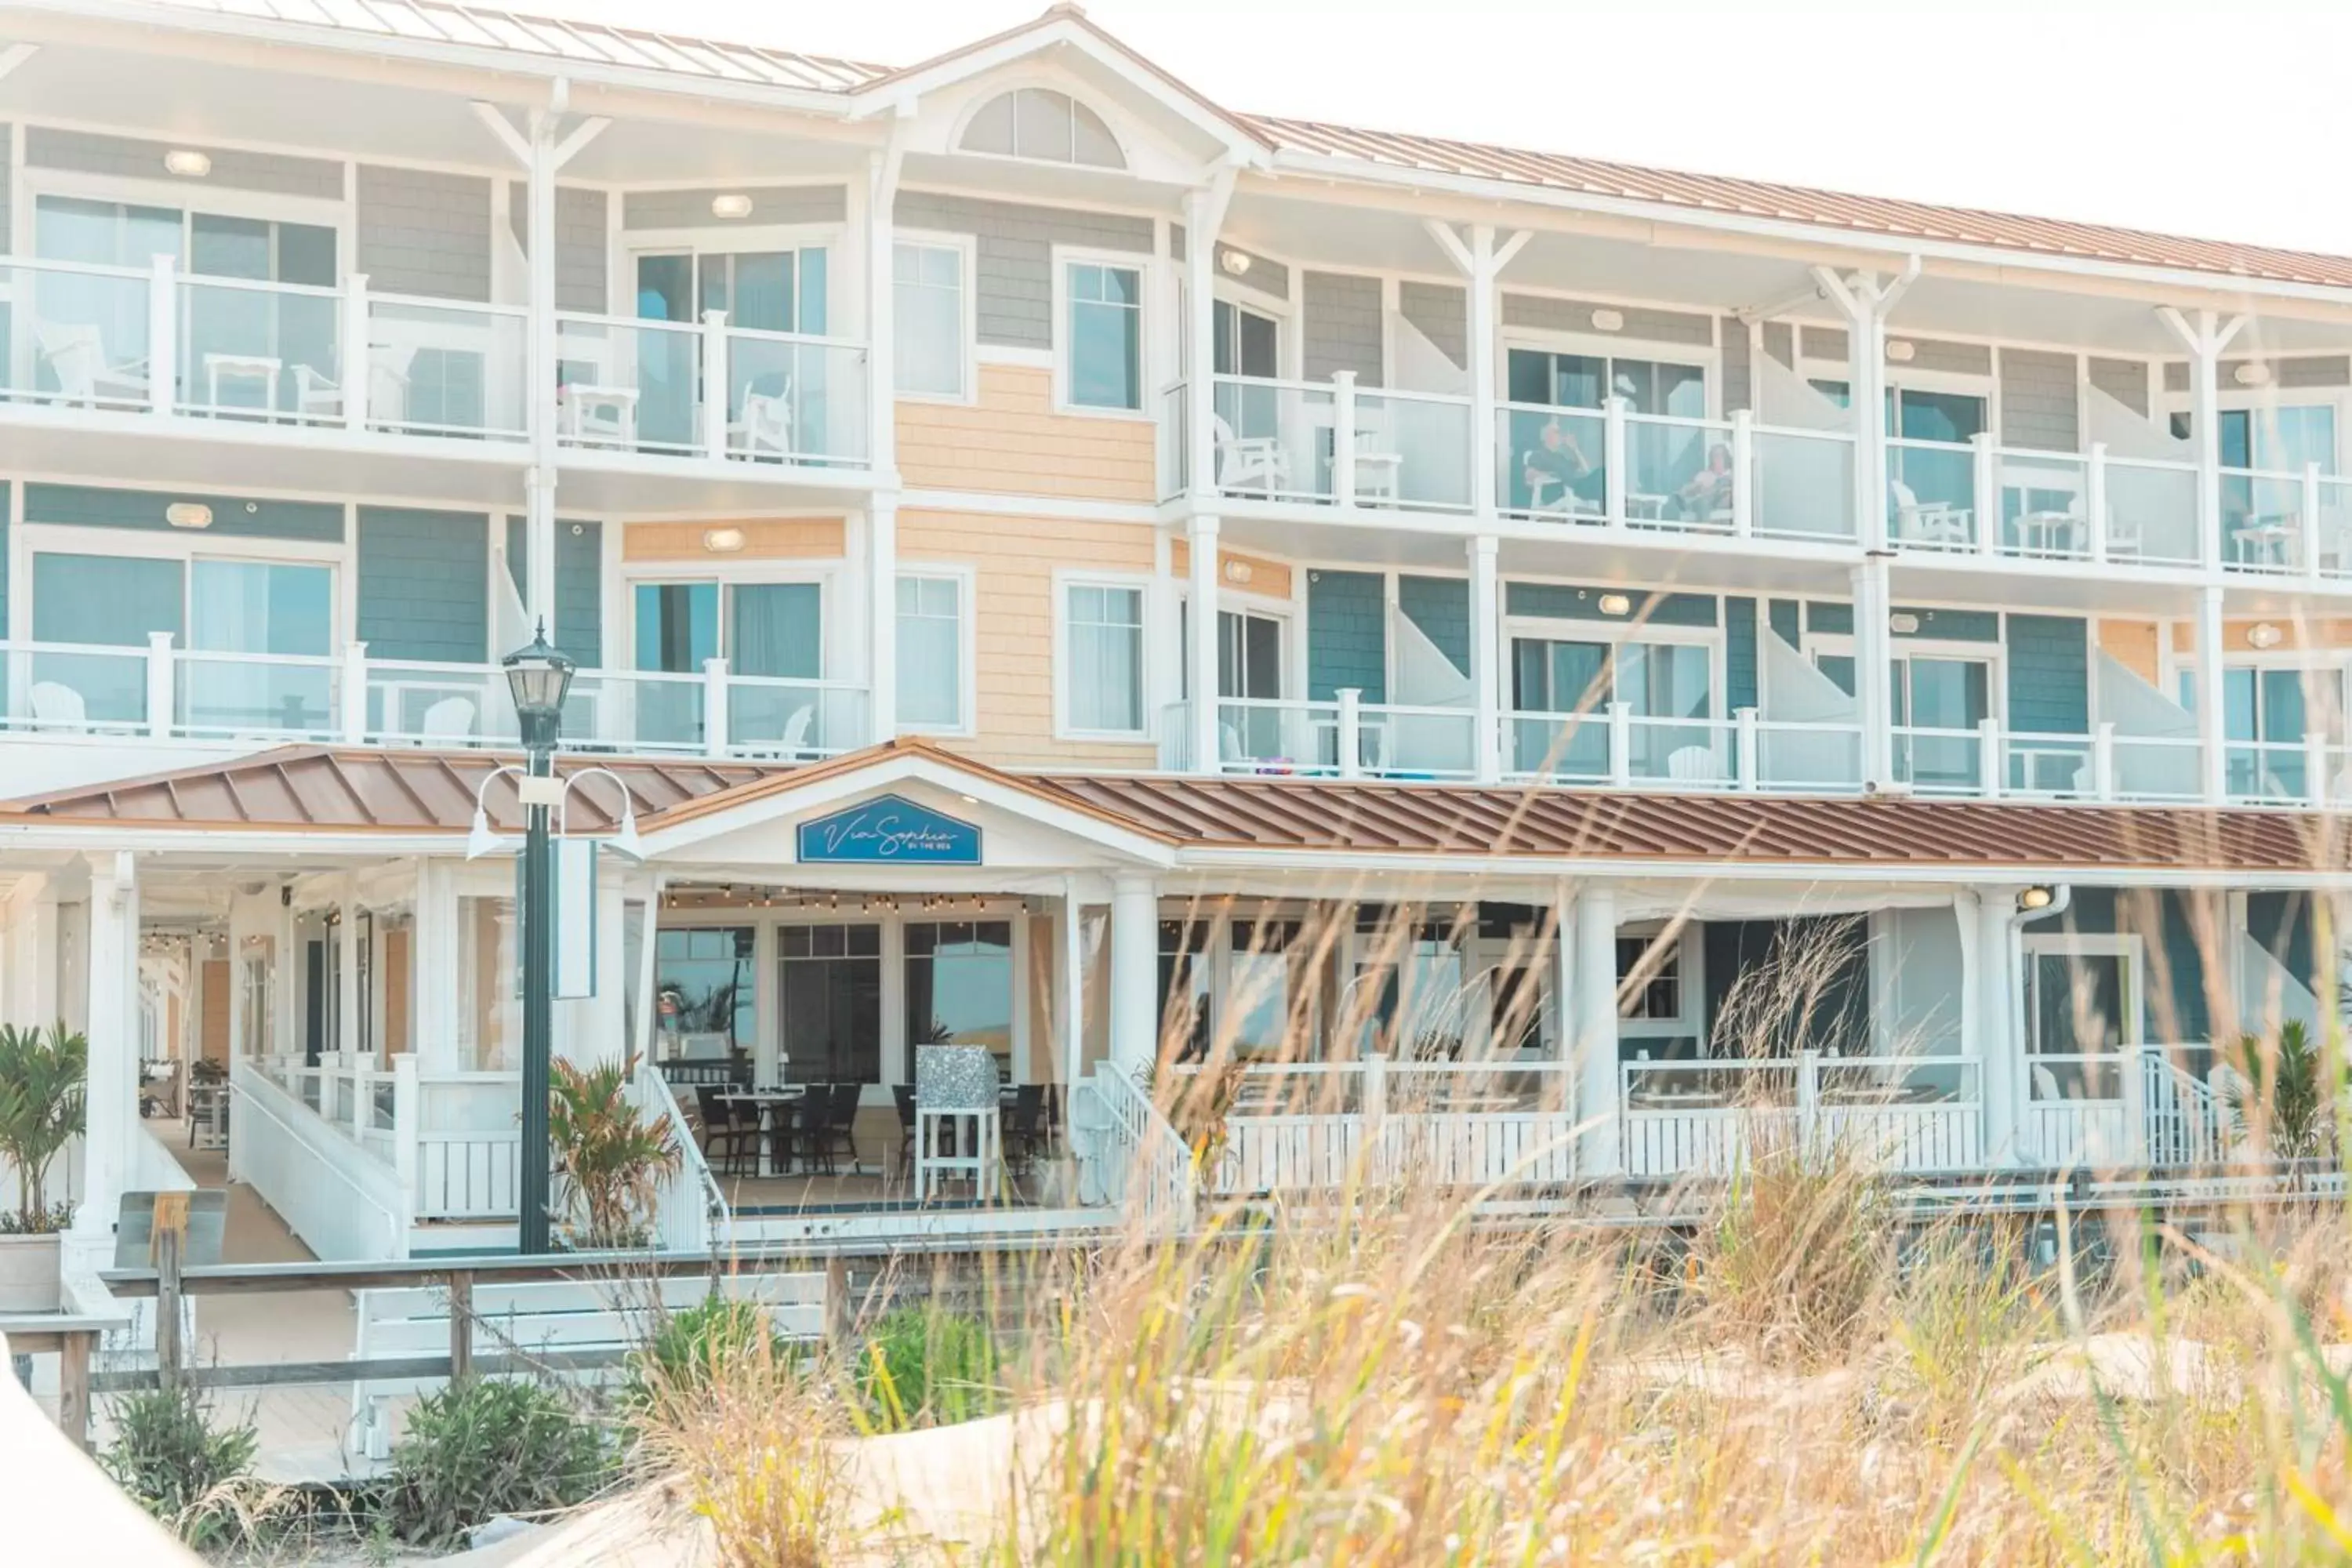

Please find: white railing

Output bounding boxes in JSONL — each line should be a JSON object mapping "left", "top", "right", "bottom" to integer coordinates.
{"left": 0, "top": 255, "right": 162, "bottom": 414}
{"left": 554, "top": 310, "right": 869, "bottom": 468}
{"left": 1504, "top": 706, "right": 1867, "bottom": 794}
{"left": 175, "top": 273, "right": 342, "bottom": 422}
{"left": 630, "top": 1061, "right": 724, "bottom": 1252}
{"left": 1887, "top": 438, "right": 2209, "bottom": 569}
{"left": 1202, "top": 372, "right": 1475, "bottom": 511}
{"left": 1204, "top": 692, "right": 1478, "bottom": 779}
{"left": 392, "top": 1059, "right": 523, "bottom": 1224}
{"left": 175, "top": 648, "right": 342, "bottom": 742}
{"left": 229, "top": 1057, "right": 408, "bottom": 1259}
{"left": 1620, "top": 1054, "right": 1980, "bottom": 1178}
{"left": 723, "top": 325, "right": 871, "bottom": 466}
{"left": 2139, "top": 1047, "right": 2234, "bottom": 1170}
{"left": 1081, "top": 1068, "right": 1196, "bottom": 1232}
{"left": 2023, "top": 1051, "right": 2132, "bottom": 1168}
{"left": 364, "top": 289, "right": 529, "bottom": 439}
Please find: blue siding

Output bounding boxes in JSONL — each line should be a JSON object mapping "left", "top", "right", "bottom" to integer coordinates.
{"left": 25, "top": 483, "right": 343, "bottom": 542}
{"left": 358, "top": 507, "right": 488, "bottom": 662}
{"left": 1768, "top": 597, "right": 1800, "bottom": 648}
{"left": 504, "top": 517, "right": 604, "bottom": 668}
{"left": 2247, "top": 892, "right": 2316, "bottom": 994}
{"left": 1307, "top": 569, "right": 1387, "bottom": 702}
{"left": 1506, "top": 583, "right": 1719, "bottom": 626}
{"left": 2047, "top": 887, "right": 2215, "bottom": 1043}
{"left": 1397, "top": 575, "right": 1469, "bottom": 676}
{"left": 1806, "top": 601, "right": 1853, "bottom": 637}
{"left": 1799, "top": 601, "right": 1999, "bottom": 643}
{"left": 2006, "top": 615, "right": 2089, "bottom": 735}
{"left": 1726, "top": 597, "right": 1757, "bottom": 711}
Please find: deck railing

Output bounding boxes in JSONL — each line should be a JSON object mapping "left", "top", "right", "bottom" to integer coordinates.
{"left": 554, "top": 310, "right": 870, "bottom": 467}
{"left": 1080, "top": 1067, "right": 1196, "bottom": 1232}
{"left": 1620, "top": 1053, "right": 1981, "bottom": 1178}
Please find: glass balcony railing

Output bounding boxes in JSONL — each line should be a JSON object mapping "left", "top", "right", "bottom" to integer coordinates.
{"left": 176, "top": 274, "right": 341, "bottom": 421}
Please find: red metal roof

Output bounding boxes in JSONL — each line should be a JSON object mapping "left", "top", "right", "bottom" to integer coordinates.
{"left": 5, "top": 744, "right": 2347, "bottom": 876}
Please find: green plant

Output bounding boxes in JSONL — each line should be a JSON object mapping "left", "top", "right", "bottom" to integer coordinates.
{"left": 0, "top": 1021, "right": 85, "bottom": 1231}
{"left": 2227, "top": 1019, "right": 2339, "bottom": 1159}
{"left": 100, "top": 1383, "right": 263, "bottom": 1550}
{"left": 628, "top": 1294, "right": 795, "bottom": 1406}
{"left": 858, "top": 1305, "right": 1001, "bottom": 1431}
{"left": 547, "top": 1058, "right": 681, "bottom": 1249}
{"left": 385, "top": 1377, "right": 613, "bottom": 1546}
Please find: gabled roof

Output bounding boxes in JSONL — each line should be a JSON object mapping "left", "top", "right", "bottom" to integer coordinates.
{"left": 3, "top": 742, "right": 2347, "bottom": 880}
{"left": 96, "top": 0, "right": 2352, "bottom": 295}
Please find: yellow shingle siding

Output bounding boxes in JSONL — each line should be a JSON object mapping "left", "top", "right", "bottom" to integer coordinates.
{"left": 896, "top": 365, "right": 1156, "bottom": 503}
{"left": 900, "top": 508, "right": 1157, "bottom": 771}
{"left": 623, "top": 517, "right": 845, "bottom": 561}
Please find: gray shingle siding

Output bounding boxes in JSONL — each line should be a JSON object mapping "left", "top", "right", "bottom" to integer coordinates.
{"left": 1807, "top": 601, "right": 1999, "bottom": 642}
{"left": 504, "top": 517, "right": 604, "bottom": 668}
{"left": 2162, "top": 356, "right": 2352, "bottom": 393}
{"left": 1502, "top": 294, "right": 1713, "bottom": 347}
{"left": 622, "top": 185, "right": 846, "bottom": 230}
{"left": 1998, "top": 347, "right": 2080, "bottom": 452}
{"left": 510, "top": 185, "right": 610, "bottom": 313}
{"left": 2087, "top": 357, "right": 2150, "bottom": 416}
{"left": 1726, "top": 597, "right": 1758, "bottom": 712}
{"left": 1721, "top": 317, "right": 1751, "bottom": 412}
{"left": 1900, "top": 338, "right": 1991, "bottom": 376}
{"left": 1398, "top": 281, "right": 1466, "bottom": 370}
{"left": 1302, "top": 271, "right": 1383, "bottom": 386}
{"left": 24, "top": 484, "right": 343, "bottom": 541}
{"left": 358, "top": 507, "right": 488, "bottom": 663}
{"left": 358, "top": 165, "right": 492, "bottom": 302}
{"left": 2006, "top": 614, "right": 2089, "bottom": 735}
{"left": 1800, "top": 325, "right": 1848, "bottom": 362}
{"left": 1308, "top": 569, "right": 1388, "bottom": 703}
{"left": 1398, "top": 575, "right": 1469, "bottom": 677}
{"left": 27, "top": 127, "right": 342, "bottom": 200}
{"left": 892, "top": 192, "right": 1152, "bottom": 350}
{"left": 1762, "top": 321, "right": 1795, "bottom": 368}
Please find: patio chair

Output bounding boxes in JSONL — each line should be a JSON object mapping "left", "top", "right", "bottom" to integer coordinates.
{"left": 765, "top": 1095, "right": 815, "bottom": 1176}
{"left": 37, "top": 323, "right": 149, "bottom": 408}
{"left": 2030, "top": 1062, "right": 2062, "bottom": 1103}
{"left": 821, "top": 1083, "right": 865, "bottom": 1174}
{"left": 1665, "top": 745, "right": 1722, "bottom": 784}
{"left": 419, "top": 696, "right": 477, "bottom": 745}
{"left": 1889, "top": 479, "right": 1972, "bottom": 549}
{"left": 27, "top": 681, "right": 89, "bottom": 734}
{"left": 1212, "top": 413, "right": 1289, "bottom": 495}
{"left": 292, "top": 358, "right": 412, "bottom": 426}
{"left": 893, "top": 1083, "right": 919, "bottom": 1178}
{"left": 1523, "top": 457, "right": 1601, "bottom": 520}
{"left": 735, "top": 381, "right": 797, "bottom": 458}
{"left": 692, "top": 1086, "right": 756, "bottom": 1177}
{"left": 1004, "top": 1083, "right": 1049, "bottom": 1172}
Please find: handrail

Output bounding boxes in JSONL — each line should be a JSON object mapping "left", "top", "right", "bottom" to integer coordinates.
{"left": 630, "top": 1061, "right": 725, "bottom": 1251}
{"left": 229, "top": 1059, "right": 408, "bottom": 1259}
{"left": 1083, "top": 1068, "right": 1196, "bottom": 1233}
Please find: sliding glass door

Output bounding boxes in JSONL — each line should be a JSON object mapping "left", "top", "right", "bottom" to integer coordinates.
{"left": 1511, "top": 637, "right": 1713, "bottom": 779}
{"left": 633, "top": 579, "right": 822, "bottom": 749}
{"left": 631, "top": 247, "right": 828, "bottom": 451}
{"left": 1891, "top": 654, "right": 1991, "bottom": 789}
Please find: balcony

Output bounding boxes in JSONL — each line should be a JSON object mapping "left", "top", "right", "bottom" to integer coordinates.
{"left": 1156, "top": 695, "right": 1479, "bottom": 779}
{"left": 1167, "top": 372, "right": 1475, "bottom": 514}
{"left": 0, "top": 635, "right": 871, "bottom": 760}
{"left": 554, "top": 311, "right": 870, "bottom": 470}
{"left": 1504, "top": 707, "right": 1864, "bottom": 793}
{"left": 1886, "top": 435, "right": 2202, "bottom": 568}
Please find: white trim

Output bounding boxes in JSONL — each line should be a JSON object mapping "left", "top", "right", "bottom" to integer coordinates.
{"left": 1053, "top": 566, "right": 1154, "bottom": 741}
{"left": 891, "top": 563, "right": 978, "bottom": 739}
{"left": 2021, "top": 930, "right": 2145, "bottom": 1052}
{"left": 975, "top": 344, "right": 1056, "bottom": 369}
{"left": 890, "top": 229, "right": 978, "bottom": 406}
{"left": 945, "top": 79, "right": 1132, "bottom": 175}
{"left": 898, "top": 486, "right": 1157, "bottom": 524}
{"left": 613, "top": 564, "right": 840, "bottom": 677}
{"left": 1051, "top": 244, "right": 1151, "bottom": 419}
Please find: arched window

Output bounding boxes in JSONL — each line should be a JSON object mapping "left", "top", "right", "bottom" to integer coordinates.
{"left": 960, "top": 87, "right": 1124, "bottom": 169}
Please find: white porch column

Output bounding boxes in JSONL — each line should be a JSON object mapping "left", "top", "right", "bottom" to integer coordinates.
{"left": 1060, "top": 877, "right": 1087, "bottom": 1095}
{"left": 555, "top": 871, "right": 627, "bottom": 1068}
{"left": 338, "top": 882, "right": 361, "bottom": 1064}
{"left": 1570, "top": 881, "right": 1621, "bottom": 1177}
{"left": 1182, "top": 171, "right": 1236, "bottom": 498}
{"left": 1186, "top": 514, "right": 1221, "bottom": 774}
{"left": 5, "top": 875, "right": 59, "bottom": 1027}
{"left": 867, "top": 497, "right": 898, "bottom": 742}
{"left": 1469, "top": 534, "right": 1501, "bottom": 782}
{"left": 2195, "top": 583, "right": 2227, "bottom": 804}
{"left": 74, "top": 853, "right": 137, "bottom": 1236}
{"left": 1813, "top": 261, "right": 1916, "bottom": 554}
{"left": 1973, "top": 885, "right": 2023, "bottom": 1164}
{"left": 414, "top": 861, "right": 461, "bottom": 1073}
{"left": 2158, "top": 306, "right": 2249, "bottom": 575}
{"left": 866, "top": 136, "right": 906, "bottom": 481}
{"left": 1851, "top": 557, "right": 1895, "bottom": 790}
{"left": 1108, "top": 873, "right": 1160, "bottom": 1079}
{"left": 1422, "top": 221, "right": 1530, "bottom": 523}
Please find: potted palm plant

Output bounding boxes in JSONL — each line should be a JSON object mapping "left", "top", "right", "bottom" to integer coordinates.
{"left": 547, "top": 1060, "right": 682, "bottom": 1250}
{"left": 0, "top": 1021, "right": 87, "bottom": 1311}
{"left": 2227, "top": 1020, "right": 2340, "bottom": 1161}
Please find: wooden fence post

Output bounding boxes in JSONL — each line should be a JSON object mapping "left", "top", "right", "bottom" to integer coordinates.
{"left": 447, "top": 1271, "right": 474, "bottom": 1383}
{"left": 152, "top": 1192, "right": 187, "bottom": 1391}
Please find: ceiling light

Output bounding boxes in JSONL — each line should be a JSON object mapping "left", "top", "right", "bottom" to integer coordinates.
{"left": 1218, "top": 247, "right": 1251, "bottom": 276}
{"left": 710, "top": 193, "right": 753, "bottom": 220}
{"left": 702, "top": 526, "right": 746, "bottom": 554}
{"left": 165, "top": 503, "right": 213, "bottom": 530}
{"left": 1889, "top": 612, "right": 1921, "bottom": 634}
{"left": 2018, "top": 886, "right": 2054, "bottom": 911}
{"left": 1596, "top": 593, "right": 1632, "bottom": 616}
{"left": 164, "top": 149, "right": 212, "bottom": 178}
{"left": 1589, "top": 308, "right": 1624, "bottom": 332}
{"left": 2234, "top": 362, "right": 2271, "bottom": 387}
{"left": 2247, "top": 621, "right": 2285, "bottom": 649}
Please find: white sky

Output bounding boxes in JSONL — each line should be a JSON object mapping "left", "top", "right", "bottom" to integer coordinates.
{"left": 511, "top": 0, "right": 2352, "bottom": 256}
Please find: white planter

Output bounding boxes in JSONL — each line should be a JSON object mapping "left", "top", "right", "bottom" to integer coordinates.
{"left": 0, "top": 1232, "right": 64, "bottom": 1313}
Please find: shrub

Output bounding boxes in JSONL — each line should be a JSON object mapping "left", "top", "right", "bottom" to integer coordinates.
{"left": 548, "top": 1058, "right": 681, "bottom": 1250}
{"left": 2227, "top": 1019, "right": 2340, "bottom": 1159}
{"left": 858, "top": 1305, "right": 1001, "bottom": 1431}
{"left": 384, "top": 1377, "right": 613, "bottom": 1546}
{"left": 627, "top": 1294, "right": 797, "bottom": 1407}
{"left": 0, "top": 1021, "right": 85, "bottom": 1231}
{"left": 100, "top": 1383, "right": 266, "bottom": 1550}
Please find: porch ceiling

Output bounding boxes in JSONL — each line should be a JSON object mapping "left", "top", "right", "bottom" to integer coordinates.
{"left": 2, "top": 739, "right": 2349, "bottom": 880}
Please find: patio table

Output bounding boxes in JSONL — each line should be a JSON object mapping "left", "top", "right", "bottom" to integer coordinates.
{"left": 718, "top": 1087, "right": 806, "bottom": 1176}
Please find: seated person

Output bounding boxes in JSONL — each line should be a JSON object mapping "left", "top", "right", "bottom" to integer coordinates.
{"left": 1522, "top": 418, "right": 1602, "bottom": 509}
{"left": 1675, "top": 442, "right": 1735, "bottom": 519}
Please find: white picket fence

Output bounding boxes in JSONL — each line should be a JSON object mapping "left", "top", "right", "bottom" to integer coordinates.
{"left": 1621, "top": 1054, "right": 1981, "bottom": 1178}
{"left": 229, "top": 1058, "right": 408, "bottom": 1259}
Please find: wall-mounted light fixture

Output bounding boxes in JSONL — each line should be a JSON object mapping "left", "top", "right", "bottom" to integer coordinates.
{"left": 2247, "top": 621, "right": 2285, "bottom": 649}
{"left": 1589, "top": 308, "right": 1624, "bottom": 332}
{"left": 2234, "top": 362, "right": 2271, "bottom": 387}
{"left": 1218, "top": 247, "right": 1251, "bottom": 276}
{"left": 165, "top": 503, "right": 214, "bottom": 530}
{"left": 710, "top": 193, "right": 753, "bottom": 220}
{"left": 1886, "top": 339, "right": 1916, "bottom": 362}
{"left": 2018, "top": 886, "right": 2055, "bottom": 911}
{"left": 164, "top": 149, "right": 212, "bottom": 178}
{"left": 1222, "top": 557, "right": 1254, "bottom": 585}
{"left": 702, "top": 526, "right": 746, "bottom": 554}
{"left": 1596, "top": 593, "right": 1632, "bottom": 616}
{"left": 1889, "top": 612, "right": 1921, "bottom": 634}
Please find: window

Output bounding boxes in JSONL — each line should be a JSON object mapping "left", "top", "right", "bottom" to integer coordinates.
{"left": 893, "top": 241, "right": 967, "bottom": 398}
{"left": 628, "top": 247, "right": 829, "bottom": 450}
{"left": 904, "top": 920, "right": 1015, "bottom": 1081}
{"left": 1229, "top": 919, "right": 1302, "bottom": 1055}
{"left": 1062, "top": 582, "right": 1145, "bottom": 735}
{"left": 1064, "top": 260, "right": 1142, "bottom": 411}
{"left": 655, "top": 927, "right": 755, "bottom": 1062}
{"left": 633, "top": 579, "right": 823, "bottom": 748}
{"left": 1504, "top": 347, "right": 1708, "bottom": 513}
{"left": 896, "top": 573, "right": 965, "bottom": 731}
{"left": 778, "top": 924, "right": 881, "bottom": 1083}
{"left": 1158, "top": 920, "right": 1214, "bottom": 1062}
{"left": 1617, "top": 934, "right": 1680, "bottom": 1021}
{"left": 960, "top": 87, "right": 1124, "bottom": 169}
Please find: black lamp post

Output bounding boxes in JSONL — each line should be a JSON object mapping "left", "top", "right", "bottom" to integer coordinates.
{"left": 503, "top": 623, "right": 575, "bottom": 1255}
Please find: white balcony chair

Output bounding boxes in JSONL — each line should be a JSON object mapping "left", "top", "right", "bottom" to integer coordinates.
{"left": 735, "top": 383, "right": 797, "bottom": 459}
{"left": 293, "top": 360, "right": 412, "bottom": 426}
{"left": 36, "top": 324, "right": 149, "bottom": 408}
{"left": 1523, "top": 457, "right": 1602, "bottom": 521}
{"left": 2031, "top": 1062, "right": 2062, "bottom": 1102}
{"left": 1212, "top": 414, "right": 1289, "bottom": 495}
{"left": 419, "top": 696, "right": 477, "bottom": 746}
{"left": 1890, "top": 480, "right": 1972, "bottom": 549}
{"left": 27, "top": 681, "right": 89, "bottom": 734}
{"left": 1665, "top": 745, "right": 1722, "bottom": 784}
{"left": 1349, "top": 441, "right": 1403, "bottom": 506}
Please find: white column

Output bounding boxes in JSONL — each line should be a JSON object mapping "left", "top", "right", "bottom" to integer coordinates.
{"left": 1813, "top": 264, "right": 1915, "bottom": 553}
{"left": 74, "top": 853, "right": 137, "bottom": 1236}
{"left": 1469, "top": 534, "right": 1501, "bottom": 782}
{"left": 523, "top": 118, "right": 560, "bottom": 626}
{"left": 1187, "top": 514, "right": 1221, "bottom": 774}
{"left": 867, "top": 499, "right": 898, "bottom": 742}
{"left": 2159, "top": 307, "right": 2247, "bottom": 574}
{"left": 414, "top": 861, "right": 461, "bottom": 1073}
{"left": 1423, "top": 220, "right": 1526, "bottom": 524}
{"left": 1852, "top": 557, "right": 1895, "bottom": 790}
{"left": 2196, "top": 583, "right": 2227, "bottom": 804}
{"left": 338, "top": 881, "right": 361, "bottom": 1064}
{"left": 1107, "top": 873, "right": 1160, "bottom": 1078}
{"left": 1183, "top": 175, "right": 1234, "bottom": 498}
{"left": 1060, "top": 877, "right": 1087, "bottom": 1095}
{"left": 1570, "top": 882, "right": 1620, "bottom": 1176}
{"left": 866, "top": 140, "right": 904, "bottom": 481}
{"left": 1973, "top": 886, "right": 2022, "bottom": 1164}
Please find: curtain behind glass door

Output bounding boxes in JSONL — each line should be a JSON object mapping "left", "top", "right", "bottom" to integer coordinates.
{"left": 187, "top": 561, "right": 334, "bottom": 734}
{"left": 633, "top": 582, "right": 717, "bottom": 746}
{"left": 728, "top": 583, "right": 822, "bottom": 749}
{"left": 1510, "top": 637, "right": 1609, "bottom": 779}
{"left": 1894, "top": 655, "right": 1988, "bottom": 788}
{"left": 30, "top": 551, "right": 183, "bottom": 726}
{"left": 632, "top": 254, "right": 697, "bottom": 449}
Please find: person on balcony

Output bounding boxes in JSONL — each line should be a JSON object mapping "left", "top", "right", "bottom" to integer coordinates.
{"left": 1523, "top": 418, "right": 1602, "bottom": 511}
{"left": 1674, "top": 442, "right": 1735, "bottom": 521}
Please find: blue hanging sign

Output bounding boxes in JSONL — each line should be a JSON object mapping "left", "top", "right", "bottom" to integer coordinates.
{"left": 797, "top": 793, "right": 982, "bottom": 865}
